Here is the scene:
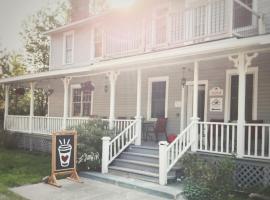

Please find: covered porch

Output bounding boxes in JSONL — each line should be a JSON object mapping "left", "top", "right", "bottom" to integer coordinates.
{"left": 1, "top": 38, "right": 270, "bottom": 180}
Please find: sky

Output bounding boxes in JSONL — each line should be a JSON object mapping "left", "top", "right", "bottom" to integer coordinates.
{"left": 0, "top": 0, "right": 61, "bottom": 51}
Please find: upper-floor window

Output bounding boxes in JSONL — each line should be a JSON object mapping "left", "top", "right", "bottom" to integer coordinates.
{"left": 154, "top": 7, "right": 168, "bottom": 45}
{"left": 71, "top": 86, "right": 93, "bottom": 117}
{"left": 63, "top": 31, "right": 74, "bottom": 64}
{"left": 233, "top": 0, "right": 253, "bottom": 29}
{"left": 94, "top": 27, "right": 103, "bottom": 58}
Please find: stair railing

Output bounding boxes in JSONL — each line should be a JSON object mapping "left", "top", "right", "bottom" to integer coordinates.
{"left": 101, "top": 119, "right": 138, "bottom": 173}
{"left": 159, "top": 121, "right": 196, "bottom": 185}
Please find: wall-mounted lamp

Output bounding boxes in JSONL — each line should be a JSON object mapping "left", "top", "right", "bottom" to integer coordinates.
{"left": 181, "top": 67, "right": 186, "bottom": 87}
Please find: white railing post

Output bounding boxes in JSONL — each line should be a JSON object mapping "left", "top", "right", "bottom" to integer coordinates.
{"left": 107, "top": 71, "right": 119, "bottom": 130}
{"left": 4, "top": 85, "right": 10, "bottom": 130}
{"left": 62, "top": 77, "right": 71, "bottom": 130}
{"left": 258, "top": 15, "right": 266, "bottom": 35}
{"left": 29, "top": 82, "right": 35, "bottom": 133}
{"left": 159, "top": 141, "right": 168, "bottom": 185}
{"left": 102, "top": 136, "right": 111, "bottom": 174}
{"left": 135, "top": 68, "right": 142, "bottom": 146}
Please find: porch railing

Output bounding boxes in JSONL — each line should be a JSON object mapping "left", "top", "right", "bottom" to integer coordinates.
{"left": 100, "top": 0, "right": 263, "bottom": 59}
{"left": 197, "top": 122, "right": 238, "bottom": 155}
{"left": 101, "top": 119, "right": 138, "bottom": 173}
{"left": 159, "top": 122, "right": 195, "bottom": 185}
{"left": 244, "top": 123, "right": 270, "bottom": 159}
{"left": 5, "top": 115, "right": 135, "bottom": 135}
{"left": 5, "top": 115, "right": 29, "bottom": 133}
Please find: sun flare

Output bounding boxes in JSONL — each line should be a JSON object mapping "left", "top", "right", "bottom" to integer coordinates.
{"left": 107, "top": 0, "right": 136, "bottom": 8}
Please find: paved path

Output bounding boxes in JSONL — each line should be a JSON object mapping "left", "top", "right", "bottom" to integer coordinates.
{"left": 11, "top": 178, "right": 168, "bottom": 200}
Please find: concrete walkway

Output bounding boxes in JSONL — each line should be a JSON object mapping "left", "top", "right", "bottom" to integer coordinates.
{"left": 11, "top": 178, "right": 168, "bottom": 200}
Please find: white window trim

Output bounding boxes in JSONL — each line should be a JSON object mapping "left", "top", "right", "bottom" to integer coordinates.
{"left": 147, "top": 76, "right": 169, "bottom": 121}
{"left": 224, "top": 67, "right": 258, "bottom": 122}
{"left": 63, "top": 30, "right": 74, "bottom": 65}
{"left": 233, "top": 0, "right": 258, "bottom": 32}
{"left": 69, "top": 84, "right": 94, "bottom": 117}
{"left": 186, "top": 80, "right": 209, "bottom": 122}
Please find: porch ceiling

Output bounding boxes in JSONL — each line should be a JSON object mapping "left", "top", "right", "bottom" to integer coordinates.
{"left": 1, "top": 34, "right": 270, "bottom": 84}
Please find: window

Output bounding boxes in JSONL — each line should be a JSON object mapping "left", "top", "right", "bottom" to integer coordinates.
{"left": 233, "top": 0, "right": 253, "bottom": 29}
{"left": 63, "top": 31, "right": 74, "bottom": 64}
{"left": 148, "top": 77, "right": 168, "bottom": 119}
{"left": 154, "top": 7, "right": 168, "bottom": 45}
{"left": 71, "top": 87, "right": 93, "bottom": 117}
{"left": 94, "top": 27, "right": 103, "bottom": 58}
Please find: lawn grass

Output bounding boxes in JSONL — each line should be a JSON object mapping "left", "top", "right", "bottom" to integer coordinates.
{"left": 0, "top": 148, "right": 50, "bottom": 200}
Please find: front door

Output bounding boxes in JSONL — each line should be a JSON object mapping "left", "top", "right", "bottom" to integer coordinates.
{"left": 185, "top": 82, "right": 207, "bottom": 126}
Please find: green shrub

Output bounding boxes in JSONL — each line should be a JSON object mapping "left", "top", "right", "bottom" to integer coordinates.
{"left": 181, "top": 154, "right": 236, "bottom": 200}
{"left": 73, "top": 119, "right": 113, "bottom": 171}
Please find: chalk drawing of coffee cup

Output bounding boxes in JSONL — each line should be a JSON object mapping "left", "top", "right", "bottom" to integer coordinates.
{"left": 58, "top": 139, "right": 72, "bottom": 167}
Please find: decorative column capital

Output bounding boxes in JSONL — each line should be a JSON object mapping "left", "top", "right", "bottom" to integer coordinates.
{"left": 61, "top": 77, "right": 72, "bottom": 86}
{"left": 229, "top": 52, "right": 258, "bottom": 72}
{"left": 106, "top": 71, "right": 120, "bottom": 83}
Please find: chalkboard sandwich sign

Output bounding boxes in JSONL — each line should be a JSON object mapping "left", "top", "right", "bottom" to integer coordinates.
{"left": 48, "top": 130, "right": 82, "bottom": 187}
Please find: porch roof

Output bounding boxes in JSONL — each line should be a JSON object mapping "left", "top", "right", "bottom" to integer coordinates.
{"left": 1, "top": 34, "right": 270, "bottom": 84}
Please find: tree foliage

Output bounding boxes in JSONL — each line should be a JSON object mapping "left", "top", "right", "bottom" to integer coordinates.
{"left": 20, "top": 1, "right": 69, "bottom": 72}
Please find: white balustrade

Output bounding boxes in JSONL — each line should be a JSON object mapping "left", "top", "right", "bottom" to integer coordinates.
{"left": 159, "top": 122, "right": 195, "bottom": 185}
{"left": 102, "top": 120, "right": 138, "bottom": 173}
{"left": 197, "top": 122, "right": 237, "bottom": 155}
{"left": 244, "top": 124, "right": 270, "bottom": 159}
{"left": 5, "top": 115, "right": 29, "bottom": 133}
{"left": 32, "top": 116, "right": 63, "bottom": 134}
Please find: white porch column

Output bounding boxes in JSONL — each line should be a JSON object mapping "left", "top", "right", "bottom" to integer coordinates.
{"left": 191, "top": 61, "right": 199, "bottom": 151}
{"left": 180, "top": 85, "right": 185, "bottom": 132}
{"left": 29, "top": 82, "right": 35, "bottom": 133}
{"left": 4, "top": 85, "right": 10, "bottom": 130}
{"left": 135, "top": 69, "right": 142, "bottom": 146}
{"left": 229, "top": 52, "right": 258, "bottom": 158}
{"left": 107, "top": 71, "right": 119, "bottom": 129}
{"left": 237, "top": 53, "right": 246, "bottom": 158}
{"left": 62, "top": 77, "right": 71, "bottom": 130}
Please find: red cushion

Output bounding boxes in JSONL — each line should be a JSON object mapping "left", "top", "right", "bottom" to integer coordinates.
{"left": 167, "top": 134, "right": 177, "bottom": 143}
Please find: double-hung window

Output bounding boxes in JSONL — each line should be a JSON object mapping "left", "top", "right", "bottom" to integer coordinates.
{"left": 63, "top": 31, "right": 74, "bottom": 64}
{"left": 71, "top": 86, "right": 93, "bottom": 117}
{"left": 148, "top": 77, "right": 168, "bottom": 120}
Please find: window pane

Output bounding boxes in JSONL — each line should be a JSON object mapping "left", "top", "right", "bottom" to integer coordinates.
{"left": 73, "top": 103, "right": 81, "bottom": 116}
{"left": 233, "top": 0, "right": 253, "bottom": 29}
{"left": 151, "top": 81, "right": 166, "bottom": 118}
{"left": 82, "top": 90, "right": 92, "bottom": 117}
{"left": 66, "top": 35, "right": 73, "bottom": 49}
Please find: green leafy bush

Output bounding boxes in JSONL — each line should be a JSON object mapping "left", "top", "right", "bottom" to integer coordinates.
{"left": 73, "top": 119, "right": 113, "bottom": 171}
{"left": 181, "top": 154, "right": 236, "bottom": 200}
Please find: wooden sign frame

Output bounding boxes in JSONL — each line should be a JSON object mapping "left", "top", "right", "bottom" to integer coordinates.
{"left": 48, "top": 130, "right": 81, "bottom": 187}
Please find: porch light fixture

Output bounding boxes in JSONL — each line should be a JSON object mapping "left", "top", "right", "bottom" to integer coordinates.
{"left": 47, "top": 89, "right": 54, "bottom": 96}
{"left": 181, "top": 67, "right": 186, "bottom": 87}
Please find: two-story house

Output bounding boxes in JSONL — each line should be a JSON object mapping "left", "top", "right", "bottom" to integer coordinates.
{"left": 1, "top": 0, "right": 270, "bottom": 186}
